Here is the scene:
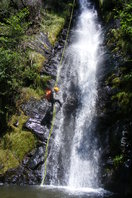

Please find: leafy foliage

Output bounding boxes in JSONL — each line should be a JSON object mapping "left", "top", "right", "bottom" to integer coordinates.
{"left": 0, "top": 5, "right": 54, "bottom": 135}
{"left": 117, "top": 2, "right": 132, "bottom": 40}
{"left": 0, "top": 8, "right": 30, "bottom": 47}
{"left": 102, "top": 0, "right": 132, "bottom": 116}
{"left": 0, "top": 0, "right": 10, "bottom": 19}
{"left": 0, "top": 8, "right": 30, "bottom": 132}
{"left": 40, "top": 11, "right": 65, "bottom": 45}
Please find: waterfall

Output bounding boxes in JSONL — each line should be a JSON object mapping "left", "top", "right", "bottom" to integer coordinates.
{"left": 42, "top": 0, "right": 103, "bottom": 190}
{"left": 68, "top": 1, "right": 102, "bottom": 188}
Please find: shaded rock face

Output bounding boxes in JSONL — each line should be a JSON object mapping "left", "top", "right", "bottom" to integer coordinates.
{"left": 96, "top": 49, "right": 132, "bottom": 197}
{"left": 93, "top": 1, "right": 132, "bottom": 194}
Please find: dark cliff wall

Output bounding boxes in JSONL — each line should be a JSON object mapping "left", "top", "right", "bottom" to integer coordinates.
{"left": 95, "top": 0, "right": 132, "bottom": 196}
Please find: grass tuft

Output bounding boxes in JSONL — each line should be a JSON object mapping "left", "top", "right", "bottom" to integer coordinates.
{"left": 40, "top": 11, "right": 65, "bottom": 45}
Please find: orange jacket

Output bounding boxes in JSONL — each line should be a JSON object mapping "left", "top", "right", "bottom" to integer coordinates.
{"left": 46, "top": 89, "right": 52, "bottom": 100}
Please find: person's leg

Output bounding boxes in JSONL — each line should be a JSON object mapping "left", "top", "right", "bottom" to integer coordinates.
{"left": 41, "top": 111, "right": 51, "bottom": 127}
{"left": 55, "top": 99, "right": 62, "bottom": 107}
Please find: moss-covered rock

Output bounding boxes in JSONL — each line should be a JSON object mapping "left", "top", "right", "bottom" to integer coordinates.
{"left": 0, "top": 111, "right": 37, "bottom": 174}
{"left": 3, "top": 131, "right": 36, "bottom": 161}
{"left": 40, "top": 11, "right": 65, "bottom": 45}
{"left": 0, "top": 149, "right": 19, "bottom": 174}
{"left": 29, "top": 51, "right": 46, "bottom": 72}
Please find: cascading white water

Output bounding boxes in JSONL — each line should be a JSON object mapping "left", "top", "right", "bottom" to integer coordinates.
{"left": 68, "top": 0, "right": 102, "bottom": 188}
{"left": 43, "top": 0, "right": 103, "bottom": 191}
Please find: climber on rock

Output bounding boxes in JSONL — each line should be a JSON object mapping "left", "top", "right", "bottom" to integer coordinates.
{"left": 45, "top": 86, "right": 62, "bottom": 109}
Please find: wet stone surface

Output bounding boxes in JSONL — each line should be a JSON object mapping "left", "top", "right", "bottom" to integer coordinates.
{"left": 23, "top": 98, "right": 51, "bottom": 141}
{"left": 0, "top": 147, "right": 45, "bottom": 185}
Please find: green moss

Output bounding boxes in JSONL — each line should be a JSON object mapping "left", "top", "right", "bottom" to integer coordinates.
{"left": 113, "top": 155, "right": 123, "bottom": 168}
{"left": 111, "top": 29, "right": 120, "bottom": 39}
{"left": 0, "top": 149, "right": 19, "bottom": 174}
{"left": 112, "top": 92, "right": 128, "bottom": 105}
{"left": 112, "top": 91, "right": 132, "bottom": 112}
{"left": 105, "top": 74, "right": 116, "bottom": 85}
{"left": 0, "top": 129, "right": 36, "bottom": 174}
{"left": 40, "top": 11, "right": 65, "bottom": 45}
{"left": 112, "top": 77, "right": 120, "bottom": 87}
{"left": 16, "top": 87, "right": 44, "bottom": 108}
{"left": 2, "top": 131, "right": 36, "bottom": 161}
{"left": 29, "top": 51, "right": 46, "bottom": 72}
{"left": 8, "top": 112, "right": 28, "bottom": 131}
{"left": 123, "top": 73, "right": 132, "bottom": 82}
{"left": 0, "top": 111, "right": 37, "bottom": 174}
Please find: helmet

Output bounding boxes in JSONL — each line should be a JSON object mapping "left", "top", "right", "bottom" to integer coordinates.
{"left": 54, "top": 86, "right": 59, "bottom": 92}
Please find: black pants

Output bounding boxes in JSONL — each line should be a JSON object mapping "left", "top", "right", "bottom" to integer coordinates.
{"left": 51, "top": 99, "right": 62, "bottom": 109}
{"left": 41, "top": 107, "right": 53, "bottom": 128}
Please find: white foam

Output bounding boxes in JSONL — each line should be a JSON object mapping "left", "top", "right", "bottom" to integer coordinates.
{"left": 41, "top": 185, "right": 108, "bottom": 196}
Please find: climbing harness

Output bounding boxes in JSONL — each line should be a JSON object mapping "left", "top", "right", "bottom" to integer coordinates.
{"left": 41, "top": 0, "right": 76, "bottom": 186}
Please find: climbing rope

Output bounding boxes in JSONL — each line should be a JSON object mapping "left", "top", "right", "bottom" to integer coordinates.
{"left": 41, "top": 0, "right": 76, "bottom": 186}
{"left": 55, "top": 0, "right": 76, "bottom": 86}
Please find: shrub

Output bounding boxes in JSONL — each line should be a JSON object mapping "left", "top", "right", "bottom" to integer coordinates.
{"left": 0, "top": 8, "right": 30, "bottom": 48}
{"left": 118, "top": 3, "right": 132, "bottom": 39}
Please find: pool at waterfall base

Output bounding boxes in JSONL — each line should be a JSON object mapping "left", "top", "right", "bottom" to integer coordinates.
{"left": 0, "top": 185, "right": 123, "bottom": 198}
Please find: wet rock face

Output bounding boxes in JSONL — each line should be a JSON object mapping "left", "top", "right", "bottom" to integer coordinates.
{"left": 23, "top": 98, "right": 51, "bottom": 141}
{"left": 0, "top": 97, "right": 51, "bottom": 185}
{"left": 27, "top": 147, "right": 45, "bottom": 170}
{"left": 0, "top": 147, "right": 45, "bottom": 185}
{"left": 0, "top": 96, "right": 54, "bottom": 185}
{"left": 64, "top": 94, "right": 78, "bottom": 113}
{"left": 22, "top": 98, "right": 49, "bottom": 118}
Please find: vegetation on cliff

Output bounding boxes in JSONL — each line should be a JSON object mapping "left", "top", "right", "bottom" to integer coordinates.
{"left": 0, "top": 0, "right": 73, "bottom": 174}
{"left": 100, "top": 0, "right": 132, "bottom": 121}
{"left": 98, "top": 0, "right": 132, "bottom": 193}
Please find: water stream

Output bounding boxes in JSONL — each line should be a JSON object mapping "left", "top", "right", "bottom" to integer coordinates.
{"left": 43, "top": 0, "right": 104, "bottom": 194}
